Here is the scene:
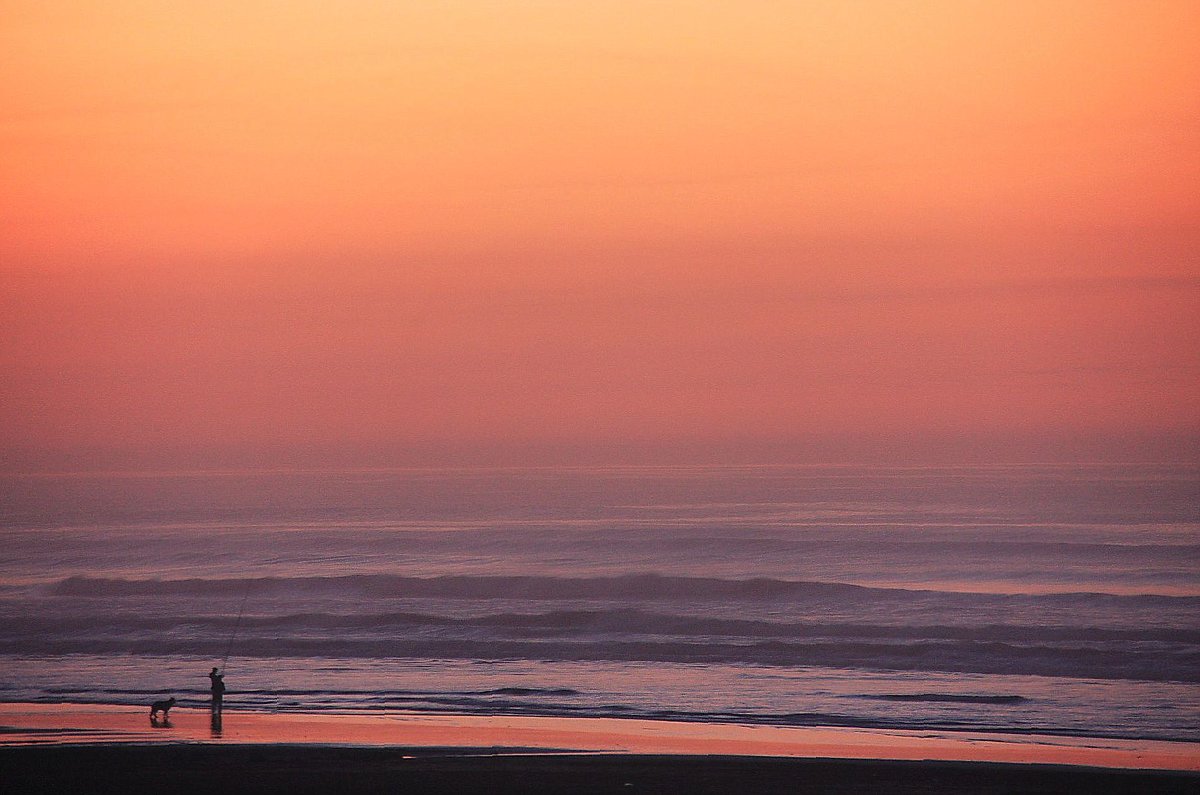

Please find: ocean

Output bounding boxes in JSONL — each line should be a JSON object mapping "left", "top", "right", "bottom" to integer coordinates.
{"left": 1, "top": 463, "right": 1197, "bottom": 742}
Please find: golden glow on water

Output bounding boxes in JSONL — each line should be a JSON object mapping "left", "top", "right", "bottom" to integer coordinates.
{"left": 2, "top": 704, "right": 1196, "bottom": 771}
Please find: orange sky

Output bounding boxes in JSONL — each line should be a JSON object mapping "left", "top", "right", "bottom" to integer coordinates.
{"left": 2, "top": 1, "right": 1198, "bottom": 468}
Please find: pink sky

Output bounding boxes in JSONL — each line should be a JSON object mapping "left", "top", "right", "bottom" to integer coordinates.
{"left": 2, "top": 2, "right": 1198, "bottom": 469}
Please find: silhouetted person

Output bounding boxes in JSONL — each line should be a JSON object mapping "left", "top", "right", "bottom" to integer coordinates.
{"left": 208, "top": 667, "right": 225, "bottom": 717}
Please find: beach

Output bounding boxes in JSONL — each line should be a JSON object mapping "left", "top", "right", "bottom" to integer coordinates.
{"left": 2, "top": 704, "right": 1197, "bottom": 793}
{"left": 4, "top": 466, "right": 1197, "bottom": 792}
{"left": 5, "top": 0, "right": 1200, "bottom": 789}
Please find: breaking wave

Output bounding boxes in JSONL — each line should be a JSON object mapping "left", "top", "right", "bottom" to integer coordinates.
{"left": 857, "top": 693, "right": 1028, "bottom": 704}
{"left": 8, "top": 607, "right": 1200, "bottom": 645}
{"left": 48, "top": 573, "right": 1200, "bottom": 607}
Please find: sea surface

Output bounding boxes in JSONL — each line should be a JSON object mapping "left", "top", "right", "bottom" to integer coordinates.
{"left": 1, "top": 464, "right": 1197, "bottom": 741}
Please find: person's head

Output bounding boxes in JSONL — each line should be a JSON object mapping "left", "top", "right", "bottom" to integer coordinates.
{"left": 211, "top": 667, "right": 218, "bottom": 674}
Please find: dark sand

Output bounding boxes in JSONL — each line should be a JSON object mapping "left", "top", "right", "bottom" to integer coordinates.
{"left": 4, "top": 745, "right": 1198, "bottom": 794}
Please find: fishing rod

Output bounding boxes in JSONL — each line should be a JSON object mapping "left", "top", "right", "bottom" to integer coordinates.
{"left": 219, "top": 579, "right": 253, "bottom": 671}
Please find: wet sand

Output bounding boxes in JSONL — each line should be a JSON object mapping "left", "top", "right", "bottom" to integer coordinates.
{"left": 2, "top": 704, "right": 1197, "bottom": 793}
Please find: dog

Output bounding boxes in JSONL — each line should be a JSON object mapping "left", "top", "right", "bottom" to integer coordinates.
{"left": 149, "top": 697, "right": 176, "bottom": 725}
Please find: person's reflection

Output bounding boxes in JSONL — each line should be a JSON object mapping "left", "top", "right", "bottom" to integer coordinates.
{"left": 208, "top": 667, "right": 225, "bottom": 717}
{"left": 207, "top": 666, "right": 226, "bottom": 737}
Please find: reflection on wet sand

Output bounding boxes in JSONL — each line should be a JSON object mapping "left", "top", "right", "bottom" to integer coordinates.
{"left": 0, "top": 703, "right": 1196, "bottom": 772}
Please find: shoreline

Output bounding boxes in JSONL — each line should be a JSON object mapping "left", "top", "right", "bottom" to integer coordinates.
{"left": 2, "top": 703, "right": 1196, "bottom": 771}
{"left": 3, "top": 704, "right": 1197, "bottom": 793}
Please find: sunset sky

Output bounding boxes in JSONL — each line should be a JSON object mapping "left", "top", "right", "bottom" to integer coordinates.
{"left": 2, "top": 1, "right": 1198, "bottom": 469}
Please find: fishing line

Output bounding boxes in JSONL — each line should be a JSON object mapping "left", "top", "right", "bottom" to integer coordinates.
{"left": 220, "top": 579, "right": 253, "bottom": 671}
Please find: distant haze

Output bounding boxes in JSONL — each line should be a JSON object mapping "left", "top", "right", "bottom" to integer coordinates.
{"left": 2, "top": 2, "right": 1197, "bottom": 470}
